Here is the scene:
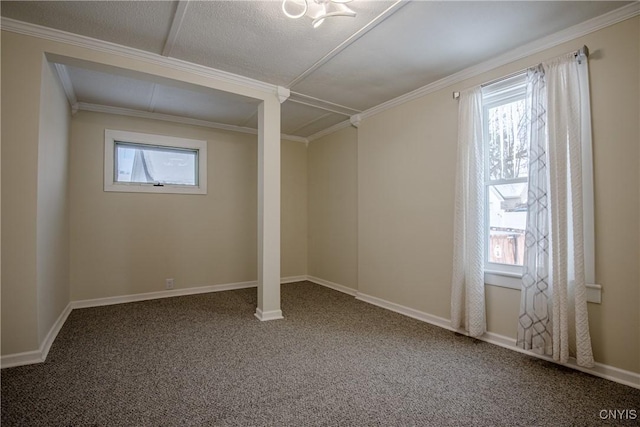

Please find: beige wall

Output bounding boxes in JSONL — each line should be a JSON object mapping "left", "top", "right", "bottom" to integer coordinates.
{"left": 1, "top": 33, "right": 43, "bottom": 354}
{"left": 1, "top": 30, "right": 303, "bottom": 357}
{"left": 308, "top": 127, "right": 358, "bottom": 290}
{"left": 281, "top": 140, "right": 308, "bottom": 278}
{"left": 356, "top": 17, "right": 640, "bottom": 373}
{"left": 36, "top": 61, "right": 71, "bottom": 343}
{"left": 358, "top": 90, "right": 457, "bottom": 316}
{"left": 70, "top": 112, "right": 257, "bottom": 299}
{"left": 70, "top": 111, "right": 307, "bottom": 300}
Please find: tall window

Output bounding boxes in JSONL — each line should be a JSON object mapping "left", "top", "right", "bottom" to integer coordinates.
{"left": 482, "top": 74, "right": 527, "bottom": 285}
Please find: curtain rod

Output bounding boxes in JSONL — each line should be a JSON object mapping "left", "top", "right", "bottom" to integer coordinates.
{"left": 452, "top": 45, "right": 589, "bottom": 100}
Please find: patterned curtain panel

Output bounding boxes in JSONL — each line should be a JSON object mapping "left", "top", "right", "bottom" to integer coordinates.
{"left": 451, "top": 87, "right": 486, "bottom": 337}
{"left": 517, "top": 53, "right": 594, "bottom": 368}
{"left": 517, "top": 65, "right": 552, "bottom": 355}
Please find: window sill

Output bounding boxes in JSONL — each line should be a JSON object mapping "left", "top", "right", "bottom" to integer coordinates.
{"left": 104, "top": 182, "right": 206, "bottom": 195}
{"left": 485, "top": 271, "right": 521, "bottom": 290}
{"left": 484, "top": 271, "right": 602, "bottom": 304}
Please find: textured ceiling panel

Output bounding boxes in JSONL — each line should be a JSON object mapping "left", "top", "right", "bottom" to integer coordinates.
{"left": 2, "top": 1, "right": 176, "bottom": 54}
{"left": 151, "top": 85, "right": 259, "bottom": 126}
{"left": 169, "top": 0, "right": 395, "bottom": 86}
{"left": 280, "top": 101, "right": 348, "bottom": 135}
{"left": 67, "top": 65, "right": 158, "bottom": 110}
{"left": 291, "top": 1, "right": 629, "bottom": 111}
{"left": 293, "top": 112, "right": 349, "bottom": 138}
{"left": 63, "top": 63, "right": 261, "bottom": 127}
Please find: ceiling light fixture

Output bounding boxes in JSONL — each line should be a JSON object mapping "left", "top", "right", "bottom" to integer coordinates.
{"left": 282, "top": 0, "right": 356, "bottom": 28}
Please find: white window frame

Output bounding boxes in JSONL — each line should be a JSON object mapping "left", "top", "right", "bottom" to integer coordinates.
{"left": 104, "top": 129, "right": 207, "bottom": 195}
{"left": 479, "top": 72, "right": 597, "bottom": 299}
{"left": 482, "top": 74, "right": 528, "bottom": 290}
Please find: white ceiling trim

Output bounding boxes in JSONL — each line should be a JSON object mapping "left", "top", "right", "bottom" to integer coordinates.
{"left": 240, "top": 110, "right": 259, "bottom": 128}
{"left": 0, "top": 17, "right": 280, "bottom": 97}
{"left": 286, "top": 0, "right": 407, "bottom": 88}
{"left": 52, "top": 63, "right": 77, "bottom": 109}
{"left": 307, "top": 119, "right": 352, "bottom": 143}
{"left": 162, "top": 0, "right": 190, "bottom": 57}
{"left": 147, "top": 83, "right": 161, "bottom": 112}
{"left": 76, "top": 102, "right": 308, "bottom": 144}
{"left": 288, "top": 92, "right": 361, "bottom": 116}
{"left": 290, "top": 112, "right": 334, "bottom": 135}
{"left": 359, "top": 2, "right": 640, "bottom": 122}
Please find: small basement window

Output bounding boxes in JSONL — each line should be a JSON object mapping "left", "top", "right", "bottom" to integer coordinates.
{"left": 104, "top": 129, "right": 207, "bottom": 195}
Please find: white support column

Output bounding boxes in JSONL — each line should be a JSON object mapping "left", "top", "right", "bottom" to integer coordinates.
{"left": 255, "top": 95, "right": 283, "bottom": 321}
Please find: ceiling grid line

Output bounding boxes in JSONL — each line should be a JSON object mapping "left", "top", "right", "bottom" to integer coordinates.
{"left": 289, "top": 92, "right": 361, "bottom": 116}
{"left": 285, "top": 0, "right": 408, "bottom": 89}
{"left": 240, "top": 110, "right": 258, "bottom": 128}
{"left": 162, "top": 0, "right": 190, "bottom": 57}
{"left": 290, "top": 112, "right": 334, "bottom": 135}
{"left": 147, "top": 83, "right": 161, "bottom": 112}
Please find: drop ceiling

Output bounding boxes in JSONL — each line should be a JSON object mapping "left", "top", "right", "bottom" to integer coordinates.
{"left": 1, "top": 1, "right": 632, "bottom": 140}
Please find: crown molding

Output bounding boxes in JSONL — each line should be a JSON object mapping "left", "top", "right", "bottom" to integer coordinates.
{"left": 289, "top": 91, "right": 361, "bottom": 116}
{"left": 307, "top": 119, "right": 352, "bottom": 142}
{"left": 277, "top": 86, "right": 291, "bottom": 104}
{"left": 360, "top": 2, "right": 640, "bottom": 121}
{"left": 76, "top": 103, "right": 308, "bottom": 144}
{"left": 0, "top": 17, "right": 280, "bottom": 98}
{"left": 282, "top": 134, "right": 309, "bottom": 145}
{"left": 52, "top": 63, "right": 77, "bottom": 105}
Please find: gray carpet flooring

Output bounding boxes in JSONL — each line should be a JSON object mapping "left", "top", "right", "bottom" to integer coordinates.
{"left": 2, "top": 281, "right": 639, "bottom": 426}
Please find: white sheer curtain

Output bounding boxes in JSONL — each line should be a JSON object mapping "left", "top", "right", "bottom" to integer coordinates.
{"left": 518, "top": 52, "right": 594, "bottom": 367}
{"left": 451, "top": 87, "right": 486, "bottom": 337}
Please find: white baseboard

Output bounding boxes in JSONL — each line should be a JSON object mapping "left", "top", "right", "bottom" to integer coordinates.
{"left": 40, "top": 302, "right": 73, "bottom": 360}
{"left": 355, "top": 292, "right": 455, "bottom": 331}
{"left": 254, "top": 308, "right": 284, "bottom": 321}
{"left": 306, "top": 276, "right": 358, "bottom": 296}
{"left": 281, "top": 275, "right": 308, "bottom": 284}
{"left": 2, "top": 302, "right": 73, "bottom": 369}
{"left": 310, "top": 277, "right": 640, "bottom": 390}
{"left": 1, "top": 348, "right": 44, "bottom": 369}
{"left": 71, "top": 280, "right": 259, "bottom": 309}
{"left": 5, "top": 275, "right": 639, "bottom": 389}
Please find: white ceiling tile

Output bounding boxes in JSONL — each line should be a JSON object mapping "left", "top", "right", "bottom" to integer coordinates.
{"left": 2, "top": 1, "right": 176, "bottom": 54}
{"left": 67, "top": 65, "right": 157, "bottom": 111}
{"left": 168, "top": 1, "right": 396, "bottom": 86}
{"left": 295, "top": 112, "right": 349, "bottom": 138}
{"left": 150, "top": 84, "right": 259, "bottom": 126}
{"left": 63, "top": 63, "right": 261, "bottom": 128}
{"left": 291, "top": 1, "right": 629, "bottom": 111}
{"left": 281, "top": 101, "right": 348, "bottom": 135}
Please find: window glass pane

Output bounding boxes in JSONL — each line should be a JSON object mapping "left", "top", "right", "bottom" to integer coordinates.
{"left": 488, "top": 183, "right": 527, "bottom": 266}
{"left": 487, "top": 99, "right": 528, "bottom": 181}
{"left": 115, "top": 143, "right": 197, "bottom": 185}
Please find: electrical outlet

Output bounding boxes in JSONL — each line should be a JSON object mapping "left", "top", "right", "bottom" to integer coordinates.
{"left": 165, "top": 278, "right": 174, "bottom": 290}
